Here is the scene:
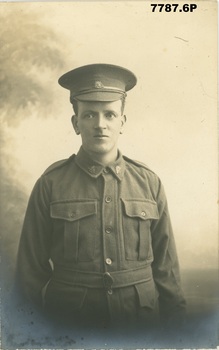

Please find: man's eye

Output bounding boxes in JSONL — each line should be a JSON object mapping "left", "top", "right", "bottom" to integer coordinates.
{"left": 105, "top": 112, "right": 116, "bottom": 119}
{"left": 84, "top": 113, "right": 95, "bottom": 119}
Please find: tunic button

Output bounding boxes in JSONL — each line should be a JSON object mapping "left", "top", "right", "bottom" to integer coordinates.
{"left": 106, "top": 258, "right": 112, "bottom": 265}
{"left": 105, "top": 227, "right": 112, "bottom": 234}
{"left": 108, "top": 289, "right": 113, "bottom": 295}
{"left": 141, "top": 211, "right": 146, "bottom": 217}
{"left": 105, "top": 196, "right": 112, "bottom": 203}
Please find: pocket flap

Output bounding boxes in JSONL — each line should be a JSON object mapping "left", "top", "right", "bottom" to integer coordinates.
{"left": 122, "top": 199, "right": 159, "bottom": 220}
{"left": 50, "top": 200, "right": 97, "bottom": 221}
{"left": 135, "top": 280, "right": 158, "bottom": 309}
{"left": 45, "top": 281, "right": 87, "bottom": 311}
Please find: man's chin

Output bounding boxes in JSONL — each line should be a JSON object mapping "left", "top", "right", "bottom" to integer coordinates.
{"left": 85, "top": 145, "right": 111, "bottom": 155}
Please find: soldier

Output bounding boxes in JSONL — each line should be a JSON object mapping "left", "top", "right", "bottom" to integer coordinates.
{"left": 16, "top": 64, "right": 186, "bottom": 331}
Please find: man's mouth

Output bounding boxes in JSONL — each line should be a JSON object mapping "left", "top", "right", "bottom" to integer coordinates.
{"left": 94, "top": 135, "right": 108, "bottom": 138}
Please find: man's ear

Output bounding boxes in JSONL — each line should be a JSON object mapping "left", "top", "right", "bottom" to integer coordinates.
{"left": 120, "top": 114, "right": 127, "bottom": 134}
{"left": 71, "top": 115, "right": 80, "bottom": 135}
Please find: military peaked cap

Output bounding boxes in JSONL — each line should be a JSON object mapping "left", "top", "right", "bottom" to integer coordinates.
{"left": 58, "top": 63, "right": 137, "bottom": 102}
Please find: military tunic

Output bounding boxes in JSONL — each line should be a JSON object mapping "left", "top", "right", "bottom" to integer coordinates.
{"left": 16, "top": 147, "right": 186, "bottom": 328}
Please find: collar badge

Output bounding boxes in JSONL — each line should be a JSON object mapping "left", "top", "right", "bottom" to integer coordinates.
{"left": 116, "top": 166, "right": 121, "bottom": 174}
{"left": 88, "top": 166, "right": 96, "bottom": 174}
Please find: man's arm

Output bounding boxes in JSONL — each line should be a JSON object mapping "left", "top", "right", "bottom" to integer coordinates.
{"left": 151, "top": 179, "right": 186, "bottom": 326}
{"left": 16, "top": 175, "right": 53, "bottom": 307}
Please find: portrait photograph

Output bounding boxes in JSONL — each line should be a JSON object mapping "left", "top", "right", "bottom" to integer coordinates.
{"left": 0, "top": 1, "right": 218, "bottom": 349}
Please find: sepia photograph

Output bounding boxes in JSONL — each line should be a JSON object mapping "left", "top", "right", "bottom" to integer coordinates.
{"left": 0, "top": 1, "right": 218, "bottom": 349}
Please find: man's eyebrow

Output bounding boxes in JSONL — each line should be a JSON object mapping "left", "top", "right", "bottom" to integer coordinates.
{"left": 81, "top": 110, "right": 97, "bottom": 114}
{"left": 104, "top": 109, "right": 117, "bottom": 112}
{"left": 104, "top": 109, "right": 119, "bottom": 114}
{"left": 81, "top": 109, "right": 119, "bottom": 114}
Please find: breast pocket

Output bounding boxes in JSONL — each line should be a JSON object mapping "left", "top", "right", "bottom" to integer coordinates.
{"left": 50, "top": 200, "right": 97, "bottom": 262}
{"left": 121, "top": 199, "right": 159, "bottom": 261}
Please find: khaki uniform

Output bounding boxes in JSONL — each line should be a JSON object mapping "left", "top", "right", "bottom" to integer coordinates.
{"left": 17, "top": 147, "right": 186, "bottom": 328}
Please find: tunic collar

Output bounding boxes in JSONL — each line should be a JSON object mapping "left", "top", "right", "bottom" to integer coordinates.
{"left": 75, "top": 146, "right": 125, "bottom": 181}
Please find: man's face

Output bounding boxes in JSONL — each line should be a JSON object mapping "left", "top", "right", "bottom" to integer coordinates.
{"left": 72, "top": 100, "right": 126, "bottom": 160}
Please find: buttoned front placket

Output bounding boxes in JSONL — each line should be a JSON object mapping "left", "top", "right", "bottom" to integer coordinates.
{"left": 101, "top": 168, "right": 123, "bottom": 321}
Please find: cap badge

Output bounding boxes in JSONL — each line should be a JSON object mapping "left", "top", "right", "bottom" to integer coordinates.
{"left": 94, "top": 81, "right": 104, "bottom": 89}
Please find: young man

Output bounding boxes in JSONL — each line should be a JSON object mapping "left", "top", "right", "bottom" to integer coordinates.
{"left": 16, "top": 64, "right": 186, "bottom": 330}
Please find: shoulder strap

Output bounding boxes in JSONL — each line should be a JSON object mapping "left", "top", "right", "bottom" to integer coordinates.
{"left": 43, "top": 154, "right": 76, "bottom": 175}
{"left": 123, "top": 155, "right": 156, "bottom": 175}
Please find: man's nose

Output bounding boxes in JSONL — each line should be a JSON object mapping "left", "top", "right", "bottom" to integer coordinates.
{"left": 94, "top": 114, "right": 107, "bottom": 129}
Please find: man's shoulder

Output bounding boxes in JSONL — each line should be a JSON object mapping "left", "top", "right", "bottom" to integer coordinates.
{"left": 123, "top": 156, "right": 161, "bottom": 196}
{"left": 42, "top": 155, "right": 76, "bottom": 176}
{"left": 123, "top": 155, "right": 157, "bottom": 176}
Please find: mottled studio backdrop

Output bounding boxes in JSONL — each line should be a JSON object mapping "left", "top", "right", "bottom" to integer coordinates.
{"left": 0, "top": 1, "right": 218, "bottom": 349}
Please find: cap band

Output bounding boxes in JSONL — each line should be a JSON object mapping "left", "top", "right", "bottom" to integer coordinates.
{"left": 71, "top": 87, "right": 126, "bottom": 99}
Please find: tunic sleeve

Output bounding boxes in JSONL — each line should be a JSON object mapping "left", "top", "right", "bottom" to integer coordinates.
{"left": 151, "top": 179, "right": 186, "bottom": 326}
{"left": 16, "top": 175, "right": 53, "bottom": 307}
